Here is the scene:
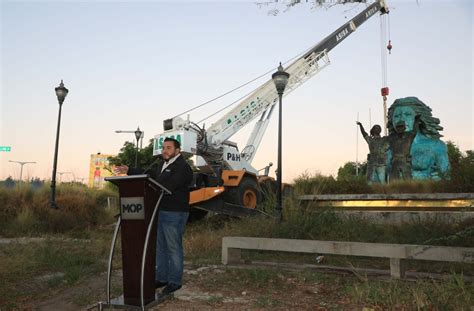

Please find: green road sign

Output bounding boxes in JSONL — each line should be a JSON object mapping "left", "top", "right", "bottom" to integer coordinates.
{"left": 0, "top": 146, "right": 11, "bottom": 152}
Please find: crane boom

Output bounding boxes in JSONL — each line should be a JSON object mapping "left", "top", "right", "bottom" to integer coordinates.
{"left": 206, "top": 0, "right": 388, "bottom": 150}
{"left": 154, "top": 1, "right": 389, "bottom": 175}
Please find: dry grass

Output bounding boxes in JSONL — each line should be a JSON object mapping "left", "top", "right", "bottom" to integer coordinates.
{"left": 0, "top": 183, "right": 117, "bottom": 237}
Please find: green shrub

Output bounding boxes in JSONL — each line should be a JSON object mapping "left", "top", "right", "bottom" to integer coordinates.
{"left": 293, "top": 172, "right": 371, "bottom": 195}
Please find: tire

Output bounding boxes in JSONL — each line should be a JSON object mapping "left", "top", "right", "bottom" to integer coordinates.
{"left": 224, "top": 177, "right": 262, "bottom": 209}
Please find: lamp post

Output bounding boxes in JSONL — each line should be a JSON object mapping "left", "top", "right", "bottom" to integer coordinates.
{"left": 272, "top": 63, "right": 290, "bottom": 221}
{"left": 50, "top": 80, "right": 69, "bottom": 209}
{"left": 57, "top": 171, "right": 73, "bottom": 183}
{"left": 115, "top": 128, "right": 144, "bottom": 168}
{"left": 8, "top": 160, "right": 36, "bottom": 182}
{"left": 134, "top": 127, "right": 143, "bottom": 168}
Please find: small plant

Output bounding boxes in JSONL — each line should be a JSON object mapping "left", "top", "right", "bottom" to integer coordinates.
{"left": 206, "top": 295, "right": 224, "bottom": 305}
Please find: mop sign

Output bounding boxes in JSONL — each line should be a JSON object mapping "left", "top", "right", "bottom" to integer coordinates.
{"left": 120, "top": 197, "right": 145, "bottom": 220}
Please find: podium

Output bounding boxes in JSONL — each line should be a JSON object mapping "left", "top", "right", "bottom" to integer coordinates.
{"left": 99, "top": 175, "right": 171, "bottom": 310}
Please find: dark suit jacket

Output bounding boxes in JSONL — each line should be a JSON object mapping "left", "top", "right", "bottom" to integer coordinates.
{"left": 129, "top": 154, "right": 193, "bottom": 212}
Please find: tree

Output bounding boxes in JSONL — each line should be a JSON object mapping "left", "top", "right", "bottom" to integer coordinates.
{"left": 446, "top": 140, "right": 463, "bottom": 170}
{"left": 337, "top": 161, "right": 367, "bottom": 181}
{"left": 108, "top": 139, "right": 156, "bottom": 170}
{"left": 2, "top": 176, "right": 16, "bottom": 188}
{"left": 29, "top": 177, "right": 44, "bottom": 190}
{"left": 257, "top": 0, "right": 367, "bottom": 16}
{"left": 108, "top": 139, "right": 196, "bottom": 173}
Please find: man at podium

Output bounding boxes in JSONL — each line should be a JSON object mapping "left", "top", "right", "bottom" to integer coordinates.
{"left": 121, "top": 137, "right": 193, "bottom": 296}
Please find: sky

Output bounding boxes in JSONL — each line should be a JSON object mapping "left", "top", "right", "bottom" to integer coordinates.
{"left": 1, "top": 0, "right": 473, "bottom": 183}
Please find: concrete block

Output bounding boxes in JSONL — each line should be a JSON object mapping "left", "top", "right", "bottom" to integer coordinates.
{"left": 222, "top": 237, "right": 242, "bottom": 264}
{"left": 390, "top": 258, "right": 406, "bottom": 279}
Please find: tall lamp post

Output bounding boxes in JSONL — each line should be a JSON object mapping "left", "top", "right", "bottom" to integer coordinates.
{"left": 115, "top": 127, "right": 144, "bottom": 168}
{"left": 272, "top": 63, "right": 290, "bottom": 221}
{"left": 50, "top": 80, "right": 69, "bottom": 209}
{"left": 134, "top": 127, "right": 143, "bottom": 168}
{"left": 8, "top": 160, "right": 36, "bottom": 182}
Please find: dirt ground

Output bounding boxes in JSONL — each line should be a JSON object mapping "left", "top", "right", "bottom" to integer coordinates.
{"left": 32, "top": 264, "right": 363, "bottom": 310}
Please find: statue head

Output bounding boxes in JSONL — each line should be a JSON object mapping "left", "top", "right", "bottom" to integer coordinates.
{"left": 370, "top": 125, "right": 382, "bottom": 137}
{"left": 387, "top": 97, "right": 443, "bottom": 138}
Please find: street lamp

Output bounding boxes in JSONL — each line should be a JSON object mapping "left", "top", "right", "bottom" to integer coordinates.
{"left": 115, "top": 128, "right": 144, "bottom": 168}
{"left": 50, "top": 80, "right": 69, "bottom": 209}
{"left": 272, "top": 63, "right": 290, "bottom": 221}
{"left": 57, "top": 171, "right": 73, "bottom": 183}
{"left": 8, "top": 160, "right": 36, "bottom": 182}
{"left": 134, "top": 127, "right": 143, "bottom": 168}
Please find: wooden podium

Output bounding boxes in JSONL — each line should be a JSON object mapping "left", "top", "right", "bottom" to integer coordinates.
{"left": 99, "top": 175, "right": 171, "bottom": 310}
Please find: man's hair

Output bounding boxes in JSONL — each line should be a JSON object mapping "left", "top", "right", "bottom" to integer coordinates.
{"left": 164, "top": 137, "right": 181, "bottom": 149}
{"left": 387, "top": 97, "right": 443, "bottom": 138}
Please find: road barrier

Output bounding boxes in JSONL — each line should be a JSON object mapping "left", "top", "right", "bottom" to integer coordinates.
{"left": 222, "top": 237, "right": 474, "bottom": 279}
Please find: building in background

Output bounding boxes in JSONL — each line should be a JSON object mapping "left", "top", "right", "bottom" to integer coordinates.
{"left": 88, "top": 153, "right": 115, "bottom": 189}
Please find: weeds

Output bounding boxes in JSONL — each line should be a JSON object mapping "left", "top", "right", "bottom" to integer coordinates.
{"left": 345, "top": 273, "right": 473, "bottom": 309}
{"left": 0, "top": 183, "right": 117, "bottom": 236}
{"left": 185, "top": 202, "right": 474, "bottom": 263}
{"left": 0, "top": 233, "right": 110, "bottom": 308}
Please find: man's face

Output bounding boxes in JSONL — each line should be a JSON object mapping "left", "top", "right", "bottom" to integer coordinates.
{"left": 392, "top": 106, "right": 416, "bottom": 133}
{"left": 161, "top": 141, "right": 179, "bottom": 160}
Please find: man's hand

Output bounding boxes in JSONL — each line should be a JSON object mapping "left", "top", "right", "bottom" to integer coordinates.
{"left": 113, "top": 165, "right": 129, "bottom": 176}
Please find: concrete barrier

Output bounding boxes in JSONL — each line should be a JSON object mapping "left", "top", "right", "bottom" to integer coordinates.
{"left": 222, "top": 237, "right": 474, "bottom": 279}
{"left": 335, "top": 210, "right": 474, "bottom": 225}
{"left": 297, "top": 193, "right": 474, "bottom": 211}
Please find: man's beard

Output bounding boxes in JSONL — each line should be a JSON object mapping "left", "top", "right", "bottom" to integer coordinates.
{"left": 163, "top": 152, "right": 177, "bottom": 162}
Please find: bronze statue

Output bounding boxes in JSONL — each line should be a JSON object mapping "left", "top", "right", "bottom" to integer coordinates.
{"left": 387, "top": 97, "right": 450, "bottom": 180}
{"left": 387, "top": 115, "right": 418, "bottom": 180}
{"left": 357, "top": 122, "right": 389, "bottom": 184}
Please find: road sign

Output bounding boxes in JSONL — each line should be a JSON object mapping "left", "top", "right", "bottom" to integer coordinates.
{"left": 0, "top": 146, "right": 11, "bottom": 152}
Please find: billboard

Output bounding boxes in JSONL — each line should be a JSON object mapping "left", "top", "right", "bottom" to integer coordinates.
{"left": 88, "top": 153, "right": 115, "bottom": 189}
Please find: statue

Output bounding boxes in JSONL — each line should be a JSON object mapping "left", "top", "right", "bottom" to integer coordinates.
{"left": 357, "top": 122, "right": 389, "bottom": 183}
{"left": 386, "top": 97, "right": 450, "bottom": 181}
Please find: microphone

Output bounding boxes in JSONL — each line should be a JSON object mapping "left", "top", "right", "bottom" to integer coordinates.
{"left": 143, "top": 155, "right": 163, "bottom": 174}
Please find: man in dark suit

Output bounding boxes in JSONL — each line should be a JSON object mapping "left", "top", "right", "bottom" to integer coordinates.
{"left": 121, "top": 137, "right": 193, "bottom": 295}
{"left": 151, "top": 137, "right": 193, "bottom": 295}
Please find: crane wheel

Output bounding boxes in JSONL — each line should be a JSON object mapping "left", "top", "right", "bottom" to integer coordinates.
{"left": 224, "top": 177, "right": 261, "bottom": 209}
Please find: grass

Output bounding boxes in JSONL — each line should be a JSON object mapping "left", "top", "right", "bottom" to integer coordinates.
{"left": 197, "top": 267, "right": 474, "bottom": 309}
{"left": 1, "top": 173, "right": 473, "bottom": 309}
{"left": 206, "top": 295, "right": 224, "bottom": 305}
{"left": 0, "top": 228, "right": 114, "bottom": 309}
{"left": 292, "top": 169, "right": 474, "bottom": 195}
{"left": 185, "top": 203, "right": 474, "bottom": 260}
{"left": 184, "top": 200, "right": 474, "bottom": 280}
{"left": 345, "top": 273, "right": 473, "bottom": 310}
{"left": 0, "top": 183, "right": 117, "bottom": 237}
{"left": 1, "top": 206, "right": 472, "bottom": 309}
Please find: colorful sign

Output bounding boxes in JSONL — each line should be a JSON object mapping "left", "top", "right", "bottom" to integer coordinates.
{"left": 153, "top": 130, "right": 197, "bottom": 157}
{"left": 88, "top": 154, "right": 115, "bottom": 189}
{"left": 0, "top": 146, "right": 11, "bottom": 152}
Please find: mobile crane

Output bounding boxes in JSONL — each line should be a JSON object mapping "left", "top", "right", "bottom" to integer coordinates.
{"left": 153, "top": 0, "right": 389, "bottom": 217}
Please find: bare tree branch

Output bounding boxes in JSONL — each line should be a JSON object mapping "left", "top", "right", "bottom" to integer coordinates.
{"left": 256, "top": 0, "right": 368, "bottom": 15}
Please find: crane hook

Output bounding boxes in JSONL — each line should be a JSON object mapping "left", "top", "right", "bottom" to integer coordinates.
{"left": 387, "top": 40, "right": 392, "bottom": 54}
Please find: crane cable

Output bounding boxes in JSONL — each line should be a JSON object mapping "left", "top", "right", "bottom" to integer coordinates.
{"left": 170, "top": 43, "right": 317, "bottom": 122}
{"left": 380, "top": 11, "right": 392, "bottom": 135}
